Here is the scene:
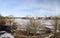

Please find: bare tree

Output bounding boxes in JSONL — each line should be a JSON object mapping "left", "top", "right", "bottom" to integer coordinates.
{"left": 50, "top": 16, "right": 59, "bottom": 38}
{"left": 26, "top": 18, "right": 42, "bottom": 36}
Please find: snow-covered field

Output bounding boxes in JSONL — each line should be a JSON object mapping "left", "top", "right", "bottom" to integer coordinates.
{"left": 15, "top": 19, "right": 55, "bottom": 28}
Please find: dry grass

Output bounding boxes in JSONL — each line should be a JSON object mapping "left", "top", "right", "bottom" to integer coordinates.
{"left": 14, "top": 30, "right": 44, "bottom": 38}
{"left": 50, "top": 32, "right": 60, "bottom": 38}
{"left": 15, "top": 36, "right": 44, "bottom": 38}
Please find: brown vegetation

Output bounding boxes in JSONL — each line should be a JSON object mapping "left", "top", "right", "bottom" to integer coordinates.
{"left": 50, "top": 32, "right": 60, "bottom": 38}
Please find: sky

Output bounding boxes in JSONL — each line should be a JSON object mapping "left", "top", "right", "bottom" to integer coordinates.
{"left": 0, "top": 0, "right": 60, "bottom": 17}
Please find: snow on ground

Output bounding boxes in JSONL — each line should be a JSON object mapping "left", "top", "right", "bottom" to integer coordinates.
{"left": 0, "top": 31, "right": 14, "bottom": 38}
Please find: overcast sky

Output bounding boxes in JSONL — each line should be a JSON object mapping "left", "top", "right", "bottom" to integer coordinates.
{"left": 0, "top": 0, "right": 60, "bottom": 17}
